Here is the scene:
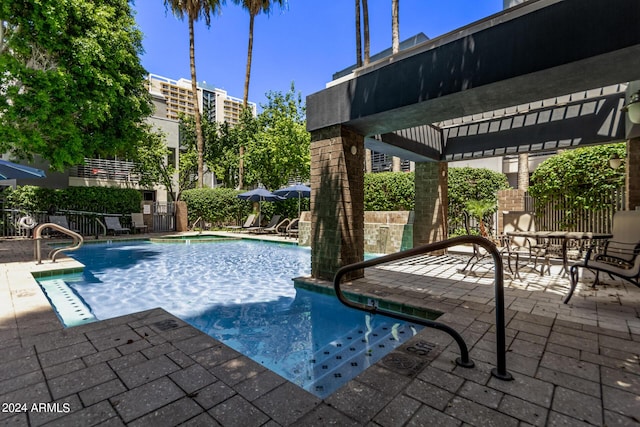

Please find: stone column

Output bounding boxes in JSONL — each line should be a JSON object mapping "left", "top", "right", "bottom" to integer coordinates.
{"left": 413, "top": 161, "right": 448, "bottom": 251}
{"left": 627, "top": 137, "right": 640, "bottom": 210}
{"left": 310, "top": 125, "right": 365, "bottom": 280}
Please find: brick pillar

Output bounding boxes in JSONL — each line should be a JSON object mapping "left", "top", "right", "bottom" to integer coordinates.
{"left": 310, "top": 125, "right": 365, "bottom": 280}
{"left": 413, "top": 162, "right": 448, "bottom": 251}
{"left": 496, "top": 189, "right": 527, "bottom": 234}
{"left": 627, "top": 137, "right": 640, "bottom": 210}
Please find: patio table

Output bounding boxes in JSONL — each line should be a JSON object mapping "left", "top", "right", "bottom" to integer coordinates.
{"left": 506, "top": 231, "right": 612, "bottom": 275}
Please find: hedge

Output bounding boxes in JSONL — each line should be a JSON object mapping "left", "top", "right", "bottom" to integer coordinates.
{"left": 3, "top": 185, "right": 142, "bottom": 214}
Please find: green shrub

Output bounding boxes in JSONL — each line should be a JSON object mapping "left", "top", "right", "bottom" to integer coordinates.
{"left": 182, "top": 188, "right": 248, "bottom": 226}
{"left": 364, "top": 172, "right": 415, "bottom": 211}
{"left": 3, "top": 185, "right": 142, "bottom": 214}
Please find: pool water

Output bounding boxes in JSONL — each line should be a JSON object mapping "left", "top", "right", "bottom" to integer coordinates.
{"left": 38, "top": 240, "right": 423, "bottom": 398}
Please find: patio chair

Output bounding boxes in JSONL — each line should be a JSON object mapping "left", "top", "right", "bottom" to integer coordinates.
{"left": 48, "top": 215, "right": 80, "bottom": 234}
{"left": 249, "top": 215, "right": 281, "bottom": 234}
{"left": 130, "top": 213, "right": 148, "bottom": 234}
{"left": 286, "top": 218, "right": 299, "bottom": 239}
{"left": 104, "top": 216, "right": 130, "bottom": 235}
{"left": 460, "top": 211, "right": 493, "bottom": 274}
{"left": 565, "top": 210, "right": 640, "bottom": 303}
{"left": 226, "top": 214, "right": 257, "bottom": 231}
{"left": 499, "top": 212, "right": 549, "bottom": 279}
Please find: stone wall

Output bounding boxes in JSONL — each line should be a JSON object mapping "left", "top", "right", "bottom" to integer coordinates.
{"left": 300, "top": 210, "right": 413, "bottom": 255}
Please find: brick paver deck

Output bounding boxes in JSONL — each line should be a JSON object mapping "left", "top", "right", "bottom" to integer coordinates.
{"left": 1, "top": 235, "right": 639, "bottom": 426}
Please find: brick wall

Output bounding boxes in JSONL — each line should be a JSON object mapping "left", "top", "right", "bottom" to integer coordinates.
{"left": 497, "top": 189, "right": 527, "bottom": 233}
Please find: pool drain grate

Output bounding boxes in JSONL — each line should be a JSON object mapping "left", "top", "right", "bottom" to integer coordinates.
{"left": 38, "top": 279, "right": 96, "bottom": 327}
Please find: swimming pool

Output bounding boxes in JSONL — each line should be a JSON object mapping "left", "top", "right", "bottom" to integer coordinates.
{"left": 37, "top": 240, "right": 423, "bottom": 398}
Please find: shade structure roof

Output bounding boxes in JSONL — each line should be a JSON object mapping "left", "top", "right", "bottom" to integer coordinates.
{"left": 307, "top": 0, "right": 640, "bottom": 161}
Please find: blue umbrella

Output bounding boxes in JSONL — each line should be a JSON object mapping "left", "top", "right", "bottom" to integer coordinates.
{"left": 274, "top": 184, "right": 311, "bottom": 217}
{"left": 237, "top": 188, "right": 285, "bottom": 202}
{"left": 0, "top": 159, "right": 46, "bottom": 180}
{"left": 237, "top": 188, "right": 285, "bottom": 219}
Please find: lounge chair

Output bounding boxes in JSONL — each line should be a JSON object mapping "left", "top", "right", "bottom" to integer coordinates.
{"left": 565, "top": 210, "right": 640, "bottom": 303}
{"left": 286, "top": 218, "right": 299, "bottom": 239}
{"left": 48, "top": 215, "right": 80, "bottom": 233}
{"left": 249, "top": 215, "right": 281, "bottom": 234}
{"left": 226, "top": 214, "right": 257, "bottom": 232}
{"left": 264, "top": 218, "right": 290, "bottom": 235}
{"left": 104, "top": 216, "right": 130, "bottom": 235}
{"left": 130, "top": 213, "right": 148, "bottom": 234}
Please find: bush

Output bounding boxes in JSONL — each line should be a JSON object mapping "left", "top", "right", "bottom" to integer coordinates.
{"left": 364, "top": 172, "right": 415, "bottom": 211}
{"left": 181, "top": 188, "right": 248, "bottom": 226}
{"left": 3, "top": 185, "right": 142, "bottom": 214}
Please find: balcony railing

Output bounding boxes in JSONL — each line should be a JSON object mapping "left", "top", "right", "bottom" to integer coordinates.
{"left": 70, "top": 158, "right": 140, "bottom": 182}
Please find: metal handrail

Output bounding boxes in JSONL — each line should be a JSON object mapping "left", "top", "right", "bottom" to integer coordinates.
{"left": 33, "top": 223, "right": 84, "bottom": 264}
{"left": 333, "top": 235, "right": 513, "bottom": 381}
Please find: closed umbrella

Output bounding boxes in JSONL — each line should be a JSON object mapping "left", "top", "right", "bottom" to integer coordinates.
{"left": 0, "top": 159, "right": 46, "bottom": 180}
{"left": 274, "top": 184, "right": 311, "bottom": 218}
{"left": 237, "top": 188, "right": 284, "bottom": 221}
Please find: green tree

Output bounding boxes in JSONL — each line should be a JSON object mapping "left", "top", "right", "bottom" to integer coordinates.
{"left": 244, "top": 84, "right": 310, "bottom": 190}
{"left": 233, "top": 0, "right": 285, "bottom": 189}
{"left": 0, "top": 0, "right": 152, "bottom": 170}
{"left": 448, "top": 167, "right": 510, "bottom": 235}
{"left": 529, "top": 143, "right": 626, "bottom": 227}
{"left": 164, "top": 0, "right": 224, "bottom": 188}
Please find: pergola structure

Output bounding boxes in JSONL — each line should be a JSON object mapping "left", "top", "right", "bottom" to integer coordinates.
{"left": 306, "top": 0, "right": 640, "bottom": 280}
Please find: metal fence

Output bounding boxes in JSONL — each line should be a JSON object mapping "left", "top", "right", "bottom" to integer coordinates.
{"left": 151, "top": 202, "right": 175, "bottom": 232}
{"left": 0, "top": 204, "right": 176, "bottom": 238}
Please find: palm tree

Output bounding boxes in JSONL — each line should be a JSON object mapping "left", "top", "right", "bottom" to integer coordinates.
{"left": 234, "top": 0, "right": 284, "bottom": 189}
{"left": 164, "top": 0, "right": 223, "bottom": 188}
{"left": 355, "top": 0, "right": 362, "bottom": 67}
{"left": 362, "top": 0, "right": 370, "bottom": 65}
{"left": 392, "top": 0, "right": 399, "bottom": 54}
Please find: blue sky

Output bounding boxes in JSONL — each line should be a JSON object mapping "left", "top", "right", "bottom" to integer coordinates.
{"left": 133, "top": 1, "right": 503, "bottom": 108}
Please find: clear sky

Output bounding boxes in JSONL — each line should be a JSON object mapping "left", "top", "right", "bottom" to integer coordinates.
{"left": 133, "top": 1, "right": 503, "bottom": 108}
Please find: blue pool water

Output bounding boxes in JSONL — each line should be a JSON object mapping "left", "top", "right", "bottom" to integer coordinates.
{"left": 38, "top": 240, "right": 422, "bottom": 398}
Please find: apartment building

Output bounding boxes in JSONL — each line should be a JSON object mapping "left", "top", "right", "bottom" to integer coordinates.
{"left": 146, "top": 74, "right": 257, "bottom": 124}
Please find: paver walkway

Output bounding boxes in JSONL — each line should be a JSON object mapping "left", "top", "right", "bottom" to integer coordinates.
{"left": 1, "top": 236, "right": 639, "bottom": 426}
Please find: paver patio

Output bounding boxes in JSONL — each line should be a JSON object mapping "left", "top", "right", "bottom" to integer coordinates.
{"left": 1, "top": 235, "right": 639, "bottom": 426}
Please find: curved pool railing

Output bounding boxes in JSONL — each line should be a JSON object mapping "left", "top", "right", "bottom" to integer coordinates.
{"left": 33, "top": 223, "right": 84, "bottom": 264}
{"left": 333, "top": 235, "right": 513, "bottom": 381}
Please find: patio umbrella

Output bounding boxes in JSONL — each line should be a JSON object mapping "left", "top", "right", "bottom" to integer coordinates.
{"left": 0, "top": 159, "right": 46, "bottom": 180}
{"left": 273, "top": 184, "right": 311, "bottom": 218}
{"left": 237, "top": 188, "right": 285, "bottom": 221}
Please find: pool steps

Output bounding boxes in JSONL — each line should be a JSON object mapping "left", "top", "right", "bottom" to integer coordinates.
{"left": 38, "top": 279, "right": 96, "bottom": 327}
{"left": 302, "top": 321, "right": 418, "bottom": 398}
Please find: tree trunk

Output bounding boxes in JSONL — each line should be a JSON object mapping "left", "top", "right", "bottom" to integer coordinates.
{"left": 355, "top": 0, "right": 362, "bottom": 67}
{"left": 392, "top": 0, "right": 399, "bottom": 54}
{"left": 189, "top": 17, "right": 205, "bottom": 189}
{"left": 362, "top": 0, "right": 370, "bottom": 65}
{"left": 239, "top": 13, "right": 256, "bottom": 190}
{"left": 517, "top": 153, "right": 529, "bottom": 191}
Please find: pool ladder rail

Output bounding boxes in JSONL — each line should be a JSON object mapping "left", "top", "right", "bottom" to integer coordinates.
{"left": 333, "top": 235, "right": 514, "bottom": 381}
{"left": 33, "top": 223, "right": 84, "bottom": 264}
